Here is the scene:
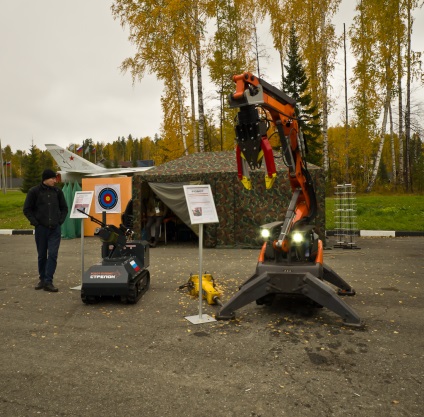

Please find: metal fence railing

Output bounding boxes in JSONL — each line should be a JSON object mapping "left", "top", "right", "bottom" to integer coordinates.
{"left": 334, "top": 184, "right": 360, "bottom": 249}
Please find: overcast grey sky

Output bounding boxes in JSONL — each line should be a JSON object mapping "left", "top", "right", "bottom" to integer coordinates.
{"left": 1, "top": 1, "right": 423, "bottom": 153}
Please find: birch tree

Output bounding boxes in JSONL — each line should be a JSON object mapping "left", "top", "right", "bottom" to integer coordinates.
{"left": 366, "top": 0, "right": 398, "bottom": 192}
{"left": 403, "top": 0, "right": 424, "bottom": 190}
{"left": 287, "top": 0, "right": 341, "bottom": 173}
{"left": 112, "top": 0, "right": 190, "bottom": 155}
{"left": 255, "top": 0, "right": 291, "bottom": 87}
{"left": 259, "top": 0, "right": 341, "bottom": 172}
{"left": 349, "top": 0, "right": 380, "bottom": 186}
{"left": 395, "top": 1, "right": 406, "bottom": 185}
{"left": 112, "top": 0, "right": 212, "bottom": 155}
{"left": 207, "top": 0, "right": 254, "bottom": 150}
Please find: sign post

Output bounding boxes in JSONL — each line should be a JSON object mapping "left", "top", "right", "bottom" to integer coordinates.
{"left": 183, "top": 185, "right": 219, "bottom": 324}
{"left": 69, "top": 191, "right": 94, "bottom": 290}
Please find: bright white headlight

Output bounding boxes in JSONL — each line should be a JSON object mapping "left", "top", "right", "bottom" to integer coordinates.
{"left": 261, "top": 229, "right": 271, "bottom": 239}
{"left": 292, "top": 232, "right": 303, "bottom": 243}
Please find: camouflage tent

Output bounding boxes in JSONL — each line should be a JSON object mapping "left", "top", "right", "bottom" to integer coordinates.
{"left": 132, "top": 151, "right": 325, "bottom": 248}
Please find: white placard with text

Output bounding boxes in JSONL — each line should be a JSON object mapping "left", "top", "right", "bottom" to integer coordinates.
{"left": 70, "top": 191, "right": 94, "bottom": 219}
{"left": 183, "top": 185, "right": 219, "bottom": 225}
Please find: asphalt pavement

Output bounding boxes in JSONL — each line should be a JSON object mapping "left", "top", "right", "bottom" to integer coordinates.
{"left": 0, "top": 235, "right": 423, "bottom": 417}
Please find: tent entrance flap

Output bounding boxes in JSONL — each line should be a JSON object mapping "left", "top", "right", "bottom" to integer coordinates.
{"left": 148, "top": 182, "right": 200, "bottom": 236}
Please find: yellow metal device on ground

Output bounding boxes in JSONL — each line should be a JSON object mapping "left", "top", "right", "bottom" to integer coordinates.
{"left": 179, "top": 273, "right": 222, "bottom": 306}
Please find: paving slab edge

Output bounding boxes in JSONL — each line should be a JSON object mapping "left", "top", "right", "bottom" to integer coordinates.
{"left": 326, "top": 230, "right": 424, "bottom": 237}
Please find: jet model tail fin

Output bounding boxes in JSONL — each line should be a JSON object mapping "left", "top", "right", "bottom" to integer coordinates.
{"left": 45, "top": 144, "right": 104, "bottom": 173}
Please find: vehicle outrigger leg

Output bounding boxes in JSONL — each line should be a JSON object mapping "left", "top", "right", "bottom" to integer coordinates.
{"left": 215, "top": 72, "right": 362, "bottom": 327}
{"left": 216, "top": 262, "right": 362, "bottom": 327}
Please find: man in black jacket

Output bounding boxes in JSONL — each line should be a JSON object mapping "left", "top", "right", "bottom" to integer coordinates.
{"left": 23, "top": 169, "right": 68, "bottom": 292}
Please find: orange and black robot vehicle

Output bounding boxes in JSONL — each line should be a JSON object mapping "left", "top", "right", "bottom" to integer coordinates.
{"left": 215, "top": 72, "right": 362, "bottom": 327}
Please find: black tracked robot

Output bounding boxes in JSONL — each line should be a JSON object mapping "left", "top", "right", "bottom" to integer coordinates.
{"left": 78, "top": 209, "right": 150, "bottom": 304}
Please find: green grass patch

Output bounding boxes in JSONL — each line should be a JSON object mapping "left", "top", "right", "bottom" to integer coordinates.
{"left": 326, "top": 194, "right": 424, "bottom": 231}
{"left": 1, "top": 189, "right": 423, "bottom": 231}
{"left": 0, "top": 190, "right": 31, "bottom": 229}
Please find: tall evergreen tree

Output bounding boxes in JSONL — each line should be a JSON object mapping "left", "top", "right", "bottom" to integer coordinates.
{"left": 21, "top": 144, "right": 42, "bottom": 193}
{"left": 283, "top": 24, "right": 322, "bottom": 165}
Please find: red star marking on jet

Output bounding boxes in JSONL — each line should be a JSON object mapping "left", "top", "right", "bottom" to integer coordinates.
{"left": 69, "top": 156, "right": 74, "bottom": 160}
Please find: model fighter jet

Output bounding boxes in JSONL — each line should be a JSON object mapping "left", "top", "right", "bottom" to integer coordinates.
{"left": 45, "top": 144, "right": 153, "bottom": 183}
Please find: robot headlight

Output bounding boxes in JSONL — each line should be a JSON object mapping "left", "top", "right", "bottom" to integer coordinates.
{"left": 291, "top": 232, "right": 304, "bottom": 244}
{"left": 261, "top": 228, "right": 271, "bottom": 239}
{"left": 259, "top": 221, "right": 284, "bottom": 241}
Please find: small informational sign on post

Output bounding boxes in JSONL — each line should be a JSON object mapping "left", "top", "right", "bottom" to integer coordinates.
{"left": 70, "top": 191, "right": 94, "bottom": 219}
{"left": 184, "top": 184, "right": 219, "bottom": 225}
{"left": 70, "top": 191, "right": 94, "bottom": 290}
{"left": 183, "top": 185, "right": 219, "bottom": 324}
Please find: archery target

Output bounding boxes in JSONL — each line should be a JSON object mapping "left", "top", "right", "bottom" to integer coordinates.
{"left": 95, "top": 184, "right": 121, "bottom": 213}
{"left": 98, "top": 187, "right": 118, "bottom": 209}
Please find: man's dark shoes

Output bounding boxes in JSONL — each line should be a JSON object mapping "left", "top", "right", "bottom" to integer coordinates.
{"left": 44, "top": 283, "right": 59, "bottom": 292}
{"left": 35, "top": 281, "right": 45, "bottom": 290}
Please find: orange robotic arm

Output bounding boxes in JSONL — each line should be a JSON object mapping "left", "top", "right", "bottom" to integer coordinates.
{"left": 229, "top": 72, "right": 317, "bottom": 249}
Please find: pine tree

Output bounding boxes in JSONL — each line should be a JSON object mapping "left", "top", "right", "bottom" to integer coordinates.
{"left": 283, "top": 24, "right": 321, "bottom": 165}
{"left": 21, "top": 144, "right": 42, "bottom": 193}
